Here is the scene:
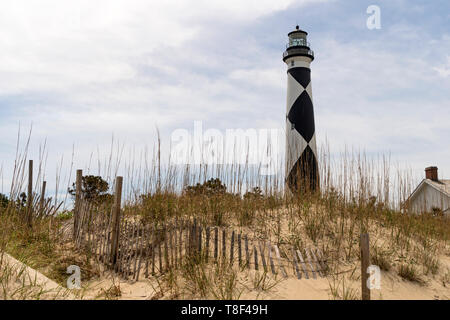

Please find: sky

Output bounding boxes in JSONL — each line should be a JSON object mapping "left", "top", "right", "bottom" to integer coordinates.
{"left": 0, "top": 0, "right": 449, "bottom": 197}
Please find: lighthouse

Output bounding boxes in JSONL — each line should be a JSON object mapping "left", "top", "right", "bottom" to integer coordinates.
{"left": 283, "top": 26, "right": 319, "bottom": 193}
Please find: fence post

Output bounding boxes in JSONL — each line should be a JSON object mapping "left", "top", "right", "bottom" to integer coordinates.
{"left": 26, "top": 160, "right": 33, "bottom": 227}
{"left": 360, "top": 233, "right": 370, "bottom": 300}
{"left": 222, "top": 229, "right": 226, "bottom": 261}
{"left": 238, "top": 233, "right": 242, "bottom": 266}
{"left": 214, "top": 227, "right": 218, "bottom": 261}
{"left": 230, "top": 230, "right": 235, "bottom": 265}
{"left": 73, "top": 169, "right": 83, "bottom": 239}
{"left": 245, "top": 235, "right": 249, "bottom": 268}
{"left": 110, "top": 176, "right": 123, "bottom": 265}
{"left": 192, "top": 218, "right": 197, "bottom": 256}
{"left": 40, "top": 180, "right": 46, "bottom": 216}
{"left": 197, "top": 225, "right": 202, "bottom": 256}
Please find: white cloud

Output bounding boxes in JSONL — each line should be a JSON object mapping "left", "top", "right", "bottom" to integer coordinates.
{"left": 0, "top": 0, "right": 313, "bottom": 184}
{"left": 312, "top": 33, "right": 450, "bottom": 177}
{"left": 433, "top": 56, "right": 450, "bottom": 78}
{"left": 0, "top": 0, "right": 449, "bottom": 198}
{"left": 228, "top": 68, "right": 284, "bottom": 91}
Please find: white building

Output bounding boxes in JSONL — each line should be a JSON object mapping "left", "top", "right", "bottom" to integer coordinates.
{"left": 406, "top": 167, "right": 450, "bottom": 215}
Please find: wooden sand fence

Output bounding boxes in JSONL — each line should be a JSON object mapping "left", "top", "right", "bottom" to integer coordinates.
{"left": 72, "top": 172, "right": 328, "bottom": 281}
{"left": 13, "top": 159, "right": 64, "bottom": 227}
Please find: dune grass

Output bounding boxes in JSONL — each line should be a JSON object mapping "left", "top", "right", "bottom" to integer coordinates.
{"left": 1, "top": 131, "right": 449, "bottom": 299}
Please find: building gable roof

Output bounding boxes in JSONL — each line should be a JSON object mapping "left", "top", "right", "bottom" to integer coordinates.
{"left": 428, "top": 179, "right": 450, "bottom": 196}
{"left": 407, "top": 179, "right": 450, "bottom": 204}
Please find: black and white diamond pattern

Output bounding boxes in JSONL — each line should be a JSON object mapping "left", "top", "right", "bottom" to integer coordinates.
{"left": 286, "top": 66, "right": 319, "bottom": 192}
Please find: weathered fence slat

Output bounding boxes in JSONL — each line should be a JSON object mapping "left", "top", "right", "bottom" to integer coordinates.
{"left": 238, "top": 233, "right": 242, "bottom": 266}
{"left": 245, "top": 235, "right": 250, "bottom": 268}
{"left": 26, "top": 160, "right": 33, "bottom": 227}
{"left": 254, "top": 245, "right": 259, "bottom": 271}
{"left": 110, "top": 177, "right": 123, "bottom": 265}
{"left": 172, "top": 220, "right": 177, "bottom": 266}
{"left": 267, "top": 242, "right": 276, "bottom": 275}
{"left": 93, "top": 218, "right": 100, "bottom": 263}
{"left": 144, "top": 225, "right": 151, "bottom": 278}
{"left": 104, "top": 220, "right": 111, "bottom": 264}
{"left": 291, "top": 248, "right": 302, "bottom": 279}
{"left": 205, "top": 227, "right": 210, "bottom": 262}
{"left": 124, "top": 222, "right": 133, "bottom": 279}
{"left": 198, "top": 225, "right": 202, "bottom": 256}
{"left": 296, "top": 250, "right": 309, "bottom": 279}
{"left": 169, "top": 227, "right": 174, "bottom": 267}
{"left": 258, "top": 241, "right": 267, "bottom": 272}
{"left": 304, "top": 248, "right": 317, "bottom": 279}
{"left": 122, "top": 222, "right": 131, "bottom": 278}
{"left": 97, "top": 220, "right": 104, "bottom": 263}
{"left": 135, "top": 226, "right": 145, "bottom": 281}
{"left": 188, "top": 220, "right": 193, "bottom": 256}
{"left": 151, "top": 225, "right": 156, "bottom": 276}
{"left": 125, "top": 223, "right": 132, "bottom": 278}
{"left": 185, "top": 221, "right": 190, "bottom": 259}
{"left": 214, "top": 227, "right": 218, "bottom": 261}
{"left": 113, "top": 225, "right": 118, "bottom": 273}
{"left": 81, "top": 205, "right": 89, "bottom": 248}
{"left": 98, "top": 217, "right": 105, "bottom": 263}
{"left": 112, "top": 222, "right": 119, "bottom": 274}
{"left": 74, "top": 201, "right": 84, "bottom": 247}
{"left": 158, "top": 230, "right": 163, "bottom": 274}
{"left": 192, "top": 219, "right": 197, "bottom": 255}
{"left": 173, "top": 222, "right": 178, "bottom": 266}
{"left": 179, "top": 221, "right": 183, "bottom": 266}
{"left": 101, "top": 216, "right": 109, "bottom": 264}
{"left": 222, "top": 229, "right": 226, "bottom": 261}
{"left": 73, "top": 170, "right": 83, "bottom": 239}
{"left": 118, "top": 221, "right": 128, "bottom": 275}
{"left": 88, "top": 213, "right": 94, "bottom": 256}
{"left": 132, "top": 227, "right": 139, "bottom": 279}
{"left": 230, "top": 231, "right": 235, "bottom": 265}
{"left": 163, "top": 226, "right": 170, "bottom": 272}
{"left": 309, "top": 247, "right": 323, "bottom": 277}
{"left": 274, "top": 244, "right": 288, "bottom": 278}
{"left": 128, "top": 222, "right": 137, "bottom": 278}
{"left": 315, "top": 248, "right": 327, "bottom": 275}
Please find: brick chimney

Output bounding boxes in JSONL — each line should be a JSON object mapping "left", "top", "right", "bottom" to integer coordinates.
{"left": 425, "top": 166, "right": 438, "bottom": 181}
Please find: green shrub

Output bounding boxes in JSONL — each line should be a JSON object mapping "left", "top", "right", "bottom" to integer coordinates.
{"left": 68, "top": 175, "right": 113, "bottom": 205}
{"left": 0, "top": 193, "right": 9, "bottom": 209}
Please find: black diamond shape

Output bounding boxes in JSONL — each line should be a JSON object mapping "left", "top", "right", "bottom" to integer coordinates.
{"left": 288, "top": 67, "right": 310, "bottom": 89}
{"left": 287, "top": 91, "right": 315, "bottom": 142}
{"left": 287, "top": 145, "right": 319, "bottom": 192}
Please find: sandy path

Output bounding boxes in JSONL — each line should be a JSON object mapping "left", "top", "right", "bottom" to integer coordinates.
{"left": 1, "top": 251, "right": 76, "bottom": 299}
{"left": 81, "top": 265, "right": 450, "bottom": 300}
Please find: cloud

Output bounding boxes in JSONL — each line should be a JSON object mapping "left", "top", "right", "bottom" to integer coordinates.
{"left": 0, "top": 0, "right": 315, "bottom": 187}
{"left": 311, "top": 21, "right": 450, "bottom": 178}
{"left": 0, "top": 0, "right": 449, "bottom": 196}
{"left": 433, "top": 56, "right": 450, "bottom": 78}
